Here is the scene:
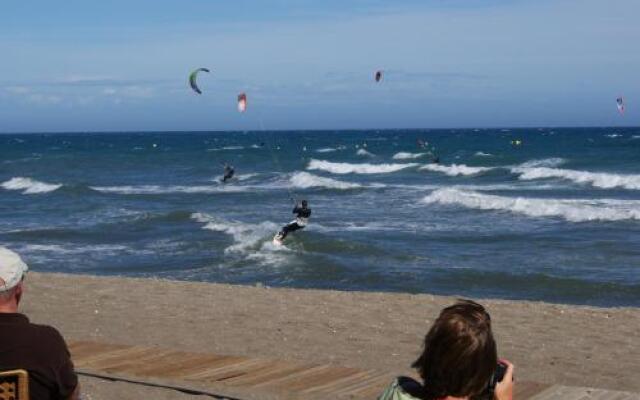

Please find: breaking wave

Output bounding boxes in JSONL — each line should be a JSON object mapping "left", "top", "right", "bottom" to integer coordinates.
{"left": 91, "top": 184, "right": 253, "bottom": 195}
{"left": 307, "top": 159, "right": 418, "bottom": 174}
{"left": 356, "top": 149, "right": 375, "bottom": 157}
{"left": 316, "top": 147, "right": 338, "bottom": 153}
{"left": 212, "top": 173, "right": 259, "bottom": 182}
{"left": 512, "top": 167, "right": 640, "bottom": 190}
{"left": 1, "top": 177, "right": 62, "bottom": 194}
{"left": 206, "top": 146, "right": 245, "bottom": 151}
{"left": 474, "top": 151, "right": 493, "bottom": 157}
{"left": 289, "top": 172, "right": 363, "bottom": 190}
{"left": 423, "top": 188, "right": 640, "bottom": 222}
{"left": 517, "top": 158, "right": 566, "bottom": 168}
{"left": 191, "top": 213, "right": 292, "bottom": 266}
{"left": 420, "top": 163, "right": 493, "bottom": 176}
{"left": 392, "top": 152, "right": 427, "bottom": 160}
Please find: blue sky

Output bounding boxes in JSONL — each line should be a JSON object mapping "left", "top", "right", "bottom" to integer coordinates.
{"left": 0, "top": 0, "right": 638, "bottom": 132}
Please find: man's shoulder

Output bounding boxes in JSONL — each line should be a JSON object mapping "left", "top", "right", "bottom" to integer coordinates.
{"left": 19, "top": 319, "right": 68, "bottom": 348}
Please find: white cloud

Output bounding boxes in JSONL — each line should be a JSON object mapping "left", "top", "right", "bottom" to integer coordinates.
{"left": 5, "top": 86, "right": 31, "bottom": 95}
{"left": 100, "top": 85, "right": 154, "bottom": 99}
{"left": 27, "top": 93, "right": 63, "bottom": 105}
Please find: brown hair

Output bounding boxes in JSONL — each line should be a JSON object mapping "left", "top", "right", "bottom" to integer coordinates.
{"left": 412, "top": 300, "right": 497, "bottom": 399}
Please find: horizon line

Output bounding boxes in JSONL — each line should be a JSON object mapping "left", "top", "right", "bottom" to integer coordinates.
{"left": 1, "top": 125, "right": 638, "bottom": 135}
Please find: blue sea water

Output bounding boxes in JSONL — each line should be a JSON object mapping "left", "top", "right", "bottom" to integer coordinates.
{"left": 1, "top": 128, "right": 639, "bottom": 307}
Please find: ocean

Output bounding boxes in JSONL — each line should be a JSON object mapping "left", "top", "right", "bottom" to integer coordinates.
{"left": 1, "top": 128, "right": 639, "bottom": 307}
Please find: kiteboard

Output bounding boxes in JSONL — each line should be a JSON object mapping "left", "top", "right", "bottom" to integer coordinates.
{"left": 272, "top": 233, "right": 284, "bottom": 246}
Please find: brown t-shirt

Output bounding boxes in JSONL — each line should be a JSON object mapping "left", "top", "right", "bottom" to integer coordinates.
{"left": 0, "top": 313, "right": 78, "bottom": 400}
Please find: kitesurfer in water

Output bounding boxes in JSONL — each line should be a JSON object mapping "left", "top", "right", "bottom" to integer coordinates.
{"left": 221, "top": 163, "right": 235, "bottom": 183}
{"left": 275, "top": 200, "right": 311, "bottom": 242}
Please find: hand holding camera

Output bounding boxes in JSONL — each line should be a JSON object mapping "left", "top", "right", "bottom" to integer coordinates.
{"left": 492, "top": 359, "right": 514, "bottom": 400}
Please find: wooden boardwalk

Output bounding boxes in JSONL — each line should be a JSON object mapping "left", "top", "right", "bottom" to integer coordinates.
{"left": 68, "top": 341, "right": 640, "bottom": 400}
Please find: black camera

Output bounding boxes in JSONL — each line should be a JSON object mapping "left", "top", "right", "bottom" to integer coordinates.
{"left": 487, "top": 362, "right": 508, "bottom": 393}
{"left": 474, "top": 361, "right": 508, "bottom": 400}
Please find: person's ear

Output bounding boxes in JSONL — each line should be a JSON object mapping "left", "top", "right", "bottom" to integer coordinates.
{"left": 15, "top": 282, "right": 23, "bottom": 305}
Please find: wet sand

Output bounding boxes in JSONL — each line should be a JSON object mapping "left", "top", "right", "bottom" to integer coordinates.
{"left": 21, "top": 272, "right": 640, "bottom": 398}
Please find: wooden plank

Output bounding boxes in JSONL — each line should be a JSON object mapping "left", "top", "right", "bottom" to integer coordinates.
{"left": 186, "top": 358, "right": 266, "bottom": 381}
{"left": 176, "top": 356, "right": 249, "bottom": 380}
{"left": 284, "top": 367, "right": 363, "bottom": 393}
{"left": 214, "top": 360, "right": 296, "bottom": 385}
{"left": 147, "top": 355, "right": 230, "bottom": 380}
{"left": 299, "top": 370, "right": 378, "bottom": 395}
{"left": 69, "top": 341, "right": 128, "bottom": 360}
{"left": 200, "top": 359, "right": 277, "bottom": 383}
{"left": 84, "top": 348, "right": 174, "bottom": 373}
{"left": 103, "top": 349, "right": 192, "bottom": 376}
{"left": 75, "top": 347, "right": 159, "bottom": 369}
{"left": 224, "top": 363, "right": 311, "bottom": 387}
{"left": 251, "top": 365, "right": 333, "bottom": 390}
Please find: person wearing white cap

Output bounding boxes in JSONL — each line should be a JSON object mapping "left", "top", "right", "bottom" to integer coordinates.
{"left": 0, "top": 247, "right": 81, "bottom": 400}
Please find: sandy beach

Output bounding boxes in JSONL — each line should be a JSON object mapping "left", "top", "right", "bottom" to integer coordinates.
{"left": 20, "top": 272, "right": 640, "bottom": 398}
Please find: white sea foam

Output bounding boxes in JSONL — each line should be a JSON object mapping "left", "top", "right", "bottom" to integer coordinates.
{"left": 91, "top": 184, "right": 251, "bottom": 194}
{"left": 236, "top": 173, "right": 259, "bottom": 181}
{"left": 192, "top": 213, "right": 292, "bottom": 266}
{"left": 290, "top": 172, "right": 362, "bottom": 190}
{"left": 517, "top": 158, "right": 566, "bottom": 168}
{"left": 206, "top": 146, "right": 244, "bottom": 152}
{"left": 391, "top": 182, "right": 561, "bottom": 192}
{"left": 419, "top": 164, "right": 493, "bottom": 176}
{"left": 423, "top": 188, "right": 640, "bottom": 222}
{"left": 307, "top": 159, "right": 418, "bottom": 174}
{"left": 474, "top": 151, "right": 493, "bottom": 157}
{"left": 605, "top": 134, "right": 622, "bottom": 138}
{"left": 512, "top": 167, "right": 640, "bottom": 190}
{"left": 210, "top": 173, "right": 260, "bottom": 183}
{"left": 1, "top": 177, "right": 62, "bottom": 194}
{"left": 24, "top": 244, "right": 131, "bottom": 255}
{"left": 193, "top": 213, "right": 278, "bottom": 253}
{"left": 392, "top": 152, "right": 428, "bottom": 160}
{"left": 356, "top": 149, "right": 375, "bottom": 157}
{"left": 316, "top": 147, "right": 337, "bottom": 153}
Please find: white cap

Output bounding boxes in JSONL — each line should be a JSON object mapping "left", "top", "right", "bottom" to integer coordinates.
{"left": 0, "top": 247, "right": 28, "bottom": 292}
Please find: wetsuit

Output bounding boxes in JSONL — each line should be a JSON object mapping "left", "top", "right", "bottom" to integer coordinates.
{"left": 278, "top": 204, "right": 311, "bottom": 240}
{"left": 222, "top": 165, "right": 235, "bottom": 183}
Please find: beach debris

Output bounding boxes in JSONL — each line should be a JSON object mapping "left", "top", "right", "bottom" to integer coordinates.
{"left": 189, "top": 68, "right": 210, "bottom": 94}
{"left": 616, "top": 96, "right": 625, "bottom": 115}
{"left": 237, "top": 92, "right": 247, "bottom": 112}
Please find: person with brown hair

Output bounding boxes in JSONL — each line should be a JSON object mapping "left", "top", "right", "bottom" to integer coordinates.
{"left": 378, "top": 300, "right": 514, "bottom": 400}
